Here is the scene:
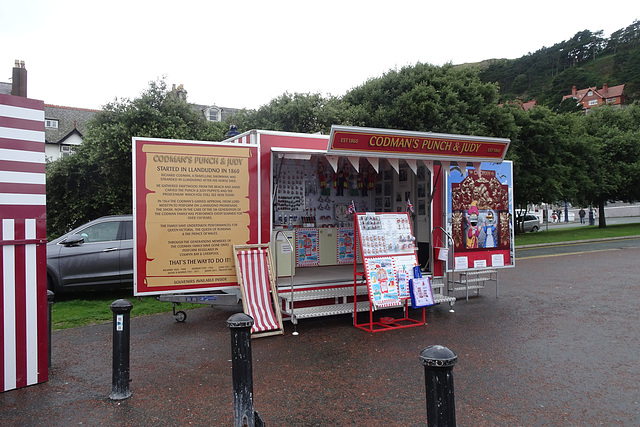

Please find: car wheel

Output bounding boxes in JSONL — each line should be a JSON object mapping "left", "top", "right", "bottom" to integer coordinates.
{"left": 531, "top": 225, "right": 539, "bottom": 232}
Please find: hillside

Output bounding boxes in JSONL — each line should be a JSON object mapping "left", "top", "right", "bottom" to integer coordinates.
{"left": 466, "top": 20, "right": 640, "bottom": 109}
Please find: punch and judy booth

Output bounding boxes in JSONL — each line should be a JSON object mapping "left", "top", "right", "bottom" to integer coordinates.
{"left": 133, "top": 126, "right": 513, "bottom": 332}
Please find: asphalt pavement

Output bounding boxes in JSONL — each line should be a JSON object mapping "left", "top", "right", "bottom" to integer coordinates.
{"left": 2, "top": 228, "right": 640, "bottom": 425}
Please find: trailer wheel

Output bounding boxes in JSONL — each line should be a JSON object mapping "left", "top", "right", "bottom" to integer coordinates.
{"left": 174, "top": 310, "right": 187, "bottom": 322}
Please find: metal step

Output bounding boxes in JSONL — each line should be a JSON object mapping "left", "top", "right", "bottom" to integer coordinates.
{"left": 279, "top": 275, "right": 456, "bottom": 323}
{"left": 449, "top": 269, "right": 499, "bottom": 301}
{"left": 451, "top": 284, "right": 485, "bottom": 292}
{"left": 288, "top": 301, "right": 373, "bottom": 321}
{"left": 278, "top": 285, "right": 367, "bottom": 303}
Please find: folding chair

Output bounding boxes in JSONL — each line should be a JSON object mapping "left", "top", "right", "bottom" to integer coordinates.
{"left": 233, "top": 244, "right": 284, "bottom": 338}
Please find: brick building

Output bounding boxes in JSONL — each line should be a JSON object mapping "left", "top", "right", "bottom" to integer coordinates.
{"left": 562, "top": 83, "right": 626, "bottom": 111}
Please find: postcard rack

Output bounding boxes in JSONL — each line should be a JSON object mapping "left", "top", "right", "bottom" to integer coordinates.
{"left": 353, "top": 212, "right": 425, "bottom": 332}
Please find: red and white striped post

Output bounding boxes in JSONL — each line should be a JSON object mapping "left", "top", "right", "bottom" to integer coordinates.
{"left": 0, "top": 93, "right": 48, "bottom": 392}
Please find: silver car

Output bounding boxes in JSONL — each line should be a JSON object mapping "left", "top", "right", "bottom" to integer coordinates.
{"left": 46, "top": 215, "right": 133, "bottom": 292}
{"left": 518, "top": 214, "right": 540, "bottom": 232}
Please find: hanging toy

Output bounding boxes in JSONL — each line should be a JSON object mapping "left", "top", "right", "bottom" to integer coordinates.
{"left": 337, "top": 162, "right": 349, "bottom": 196}
{"left": 368, "top": 165, "right": 376, "bottom": 192}
{"left": 318, "top": 161, "right": 326, "bottom": 189}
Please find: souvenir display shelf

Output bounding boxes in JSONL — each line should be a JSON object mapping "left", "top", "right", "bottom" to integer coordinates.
{"left": 353, "top": 212, "right": 425, "bottom": 332}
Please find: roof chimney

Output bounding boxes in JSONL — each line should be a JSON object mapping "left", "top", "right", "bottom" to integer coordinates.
{"left": 602, "top": 83, "right": 608, "bottom": 94}
{"left": 176, "top": 84, "right": 187, "bottom": 101}
{"left": 572, "top": 85, "right": 576, "bottom": 96}
{"left": 11, "top": 60, "right": 27, "bottom": 97}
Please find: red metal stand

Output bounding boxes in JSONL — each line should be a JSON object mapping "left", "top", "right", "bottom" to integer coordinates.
{"left": 353, "top": 298, "right": 425, "bottom": 333}
{"left": 352, "top": 212, "right": 426, "bottom": 332}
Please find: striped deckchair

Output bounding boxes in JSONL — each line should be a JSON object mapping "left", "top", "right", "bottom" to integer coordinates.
{"left": 233, "top": 244, "right": 284, "bottom": 338}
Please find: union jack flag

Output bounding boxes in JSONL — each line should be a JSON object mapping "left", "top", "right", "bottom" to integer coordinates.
{"left": 407, "top": 198, "right": 414, "bottom": 213}
{"left": 348, "top": 200, "right": 356, "bottom": 214}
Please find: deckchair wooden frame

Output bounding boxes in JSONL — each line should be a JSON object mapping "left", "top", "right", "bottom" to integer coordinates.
{"left": 233, "top": 244, "right": 284, "bottom": 338}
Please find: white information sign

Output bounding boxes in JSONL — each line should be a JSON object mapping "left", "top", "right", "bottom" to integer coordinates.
{"left": 474, "top": 259, "right": 487, "bottom": 268}
{"left": 455, "top": 256, "right": 469, "bottom": 270}
{"left": 491, "top": 253, "right": 505, "bottom": 267}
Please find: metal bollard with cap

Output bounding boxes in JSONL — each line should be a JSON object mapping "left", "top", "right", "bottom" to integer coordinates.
{"left": 227, "top": 313, "right": 265, "bottom": 427}
{"left": 110, "top": 299, "right": 133, "bottom": 400}
{"left": 420, "top": 345, "right": 458, "bottom": 427}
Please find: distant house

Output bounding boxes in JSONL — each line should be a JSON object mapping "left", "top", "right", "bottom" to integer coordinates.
{"left": 193, "top": 103, "right": 242, "bottom": 122}
{"left": 521, "top": 99, "right": 537, "bottom": 111}
{"left": 562, "top": 84, "right": 626, "bottom": 111}
{"left": 170, "top": 84, "right": 242, "bottom": 123}
{"left": 499, "top": 99, "right": 537, "bottom": 111}
{"left": 44, "top": 104, "right": 99, "bottom": 161}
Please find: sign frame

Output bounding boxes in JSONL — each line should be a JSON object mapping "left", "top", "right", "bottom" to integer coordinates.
{"left": 328, "top": 125, "right": 510, "bottom": 163}
{"left": 132, "top": 137, "right": 260, "bottom": 296}
{"left": 444, "top": 161, "right": 515, "bottom": 272}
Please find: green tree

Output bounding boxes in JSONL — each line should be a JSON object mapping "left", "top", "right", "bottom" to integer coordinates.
{"left": 46, "top": 79, "right": 227, "bottom": 238}
{"left": 507, "top": 105, "right": 573, "bottom": 228}
{"left": 577, "top": 103, "right": 640, "bottom": 226}
{"left": 557, "top": 97, "right": 584, "bottom": 114}
{"left": 232, "top": 92, "right": 345, "bottom": 134}
{"left": 341, "top": 63, "right": 516, "bottom": 138}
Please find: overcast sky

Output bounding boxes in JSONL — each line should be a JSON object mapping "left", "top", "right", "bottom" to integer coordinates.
{"left": 2, "top": 0, "right": 639, "bottom": 111}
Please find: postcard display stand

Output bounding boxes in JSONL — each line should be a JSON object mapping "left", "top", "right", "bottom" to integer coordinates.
{"left": 353, "top": 212, "right": 426, "bottom": 332}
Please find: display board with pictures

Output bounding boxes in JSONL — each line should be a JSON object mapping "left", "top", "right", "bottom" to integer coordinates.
{"left": 357, "top": 213, "right": 416, "bottom": 257}
{"left": 355, "top": 212, "right": 420, "bottom": 309}
{"left": 446, "top": 162, "right": 515, "bottom": 271}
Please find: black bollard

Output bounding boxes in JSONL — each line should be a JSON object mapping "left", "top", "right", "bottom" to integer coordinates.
{"left": 47, "top": 290, "right": 54, "bottom": 368}
{"left": 420, "top": 345, "right": 458, "bottom": 427}
{"left": 110, "top": 299, "right": 133, "bottom": 400}
{"left": 227, "top": 313, "right": 264, "bottom": 427}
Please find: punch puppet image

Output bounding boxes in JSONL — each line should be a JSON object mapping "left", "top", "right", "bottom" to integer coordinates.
{"left": 466, "top": 201, "right": 480, "bottom": 249}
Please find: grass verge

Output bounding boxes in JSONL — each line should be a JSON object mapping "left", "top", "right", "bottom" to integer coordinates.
{"left": 51, "top": 290, "right": 204, "bottom": 330}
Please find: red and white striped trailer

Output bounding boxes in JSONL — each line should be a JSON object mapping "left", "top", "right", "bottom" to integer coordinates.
{"left": 0, "top": 94, "right": 48, "bottom": 391}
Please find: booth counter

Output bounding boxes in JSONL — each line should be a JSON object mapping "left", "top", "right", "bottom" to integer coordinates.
{"left": 272, "top": 226, "right": 363, "bottom": 277}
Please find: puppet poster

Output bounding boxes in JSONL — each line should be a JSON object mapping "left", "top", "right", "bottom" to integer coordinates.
{"left": 337, "top": 228, "right": 355, "bottom": 264}
{"left": 446, "top": 162, "right": 514, "bottom": 270}
{"left": 295, "top": 228, "right": 319, "bottom": 267}
{"left": 364, "top": 257, "right": 400, "bottom": 308}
